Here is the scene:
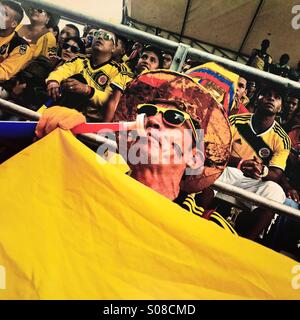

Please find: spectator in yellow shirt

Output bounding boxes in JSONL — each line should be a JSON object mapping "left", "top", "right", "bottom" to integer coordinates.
{"left": 16, "top": 2, "right": 58, "bottom": 58}
{"left": 45, "top": 29, "right": 132, "bottom": 119}
{"left": 0, "top": 0, "right": 32, "bottom": 81}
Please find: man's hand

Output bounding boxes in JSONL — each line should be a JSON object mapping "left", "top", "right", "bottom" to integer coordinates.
{"left": 240, "top": 156, "right": 264, "bottom": 179}
{"left": 35, "top": 106, "right": 86, "bottom": 138}
{"left": 61, "top": 78, "right": 90, "bottom": 96}
{"left": 286, "top": 188, "right": 300, "bottom": 203}
{"left": 11, "top": 80, "right": 27, "bottom": 98}
{"left": 47, "top": 81, "right": 61, "bottom": 101}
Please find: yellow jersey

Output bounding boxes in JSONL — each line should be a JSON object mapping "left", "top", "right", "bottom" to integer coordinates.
{"left": 46, "top": 56, "right": 132, "bottom": 108}
{"left": 0, "top": 31, "right": 33, "bottom": 81}
{"left": 178, "top": 193, "right": 238, "bottom": 235}
{"left": 31, "top": 32, "right": 57, "bottom": 58}
{"left": 229, "top": 113, "right": 291, "bottom": 170}
{"left": 110, "top": 61, "right": 135, "bottom": 92}
{"left": 15, "top": 24, "right": 57, "bottom": 59}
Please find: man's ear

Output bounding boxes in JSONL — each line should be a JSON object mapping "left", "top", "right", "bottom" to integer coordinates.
{"left": 111, "top": 43, "right": 117, "bottom": 54}
{"left": 11, "top": 20, "right": 18, "bottom": 29}
{"left": 186, "top": 147, "right": 204, "bottom": 175}
{"left": 277, "top": 103, "right": 282, "bottom": 114}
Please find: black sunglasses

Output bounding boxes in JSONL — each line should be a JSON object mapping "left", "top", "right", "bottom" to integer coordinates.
{"left": 137, "top": 104, "right": 199, "bottom": 141}
{"left": 29, "top": 7, "right": 47, "bottom": 14}
{"left": 62, "top": 42, "right": 80, "bottom": 54}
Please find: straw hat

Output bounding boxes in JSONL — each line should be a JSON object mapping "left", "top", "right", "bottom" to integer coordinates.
{"left": 113, "top": 70, "right": 232, "bottom": 192}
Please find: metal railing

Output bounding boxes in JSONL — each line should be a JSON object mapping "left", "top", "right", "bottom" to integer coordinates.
{"left": 0, "top": 98, "right": 117, "bottom": 148}
{"left": 1, "top": 98, "right": 299, "bottom": 220}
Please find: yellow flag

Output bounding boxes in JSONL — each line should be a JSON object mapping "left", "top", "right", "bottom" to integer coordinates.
{"left": 0, "top": 130, "right": 299, "bottom": 299}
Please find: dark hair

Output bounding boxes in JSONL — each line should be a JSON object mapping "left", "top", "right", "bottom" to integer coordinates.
{"left": 65, "top": 24, "right": 80, "bottom": 38}
{"left": 280, "top": 53, "right": 290, "bottom": 63}
{"left": 82, "top": 24, "right": 98, "bottom": 37}
{"left": 116, "top": 34, "right": 128, "bottom": 47}
{"left": 140, "top": 45, "right": 164, "bottom": 68}
{"left": 261, "top": 39, "right": 270, "bottom": 47}
{"left": 259, "top": 85, "right": 285, "bottom": 100}
{"left": 63, "top": 37, "right": 86, "bottom": 54}
{"left": 2, "top": 0, "right": 24, "bottom": 24}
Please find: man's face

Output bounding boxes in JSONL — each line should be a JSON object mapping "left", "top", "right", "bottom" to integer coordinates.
{"left": 258, "top": 89, "right": 282, "bottom": 115}
{"left": 285, "top": 97, "right": 299, "bottom": 116}
{"left": 136, "top": 51, "right": 160, "bottom": 74}
{"left": 92, "top": 29, "right": 116, "bottom": 54}
{"left": 27, "top": 7, "right": 49, "bottom": 26}
{"left": 61, "top": 39, "right": 80, "bottom": 61}
{"left": 163, "top": 53, "right": 172, "bottom": 69}
{"left": 236, "top": 77, "right": 247, "bottom": 100}
{"left": 247, "top": 81, "right": 256, "bottom": 95}
{"left": 0, "top": 5, "right": 18, "bottom": 31}
{"left": 128, "top": 104, "right": 195, "bottom": 168}
{"left": 59, "top": 26, "right": 78, "bottom": 48}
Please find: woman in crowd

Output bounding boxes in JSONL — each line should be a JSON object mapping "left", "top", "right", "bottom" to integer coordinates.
{"left": 51, "top": 37, "right": 86, "bottom": 67}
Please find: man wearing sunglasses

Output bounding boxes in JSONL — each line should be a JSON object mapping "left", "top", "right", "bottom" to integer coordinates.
{"left": 45, "top": 29, "right": 132, "bottom": 117}
{"left": 0, "top": 1, "right": 33, "bottom": 81}
{"left": 36, "top": 70, "right": 235, "bottom": 234}
{"left": 57, "top": 24, "right": 80, "bottom": 53}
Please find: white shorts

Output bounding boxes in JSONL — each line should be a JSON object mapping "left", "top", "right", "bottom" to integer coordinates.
{"left": 216, "top": 167, "right": 286, "bottom": 211}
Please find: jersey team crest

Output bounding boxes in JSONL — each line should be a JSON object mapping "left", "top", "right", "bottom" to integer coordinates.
{"left": 19, "top": 44, "right": 27, "bottom": 55}
{"left": 0, "top": 44, "right": 8, "bottom": 55}
{"left": 258, "top": 147, "right": 271, "bottom": 158}
{"left": 97, "top": 74, "right": 109, "bottom": 86}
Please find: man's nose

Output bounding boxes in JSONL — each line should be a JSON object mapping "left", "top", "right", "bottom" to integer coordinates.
{"left": 143, "top": 57, "right": 151, "bottom": 64}
{"left": 146, "top": 113, "right": 163, "bottom": 129}
{"left": 268, "top": 95, "right": 275, "bottom": 101}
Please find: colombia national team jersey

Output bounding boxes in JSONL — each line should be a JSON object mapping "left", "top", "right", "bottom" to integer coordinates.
{"left": 229, "top": 113, "right": 291, "bottom": 170}
{"left": 46, "top": 56, "right": 132, "bottom": 107}
{"left": 0, "top": 31, "right": 33, "bottom": 81}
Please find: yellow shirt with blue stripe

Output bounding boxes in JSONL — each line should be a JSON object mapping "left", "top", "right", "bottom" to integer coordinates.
{"left": 229, "top": 113, "right": 291, "bottom": 170}
{"left": 46, "top": 56, "right": 132, "bottom": 108}
{"left": 0, "top": 31, "right": 33, "bottom": 81}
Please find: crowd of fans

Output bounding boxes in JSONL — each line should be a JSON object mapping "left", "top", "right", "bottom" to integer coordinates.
{"left": 0, "top": 1, "right": 300, "bottom": 260}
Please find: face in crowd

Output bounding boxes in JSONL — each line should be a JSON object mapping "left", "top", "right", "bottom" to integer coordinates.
{"left": 84, "top": 28, "right": 97, "bottom": 48}
{"left": 247, "top": 81, "right": 256, "bottom": 95}
{"left": 162, "top": 53, "right": 173, "bottom": 69}
{"left": 61, "top": 39, "right": 82, "bottom": 61}
{"left": 0, "top": 3, "right": 20, "bottom": 31}
{"left": 257, "top": 89, "right": 282, "bottom": 115}
{"left": 58, "top": 25, "right": 79, "bottom": 48}
{"left": 92, "top": 29, "right": 117, "bottom": 55}
{"left": 236, "top": 77, "right": 247, "bottom": 100}
{"left": 27, "top": 7, "right": 50, "bottom": 26}
{"left": 129, "top": 102, "right": 200, "bottom": 172}
{"left": 284, "top": 97, "right": 299, "bottom": 117}
{"left": 136, "top": 51, "right": 160, "bottom": 74}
